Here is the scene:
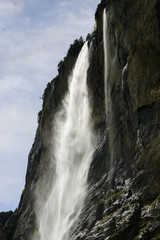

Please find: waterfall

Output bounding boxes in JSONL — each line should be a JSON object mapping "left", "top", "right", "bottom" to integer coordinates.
{"left": 103, "top": 9, "right": 109, "bottom": 117}
{"left": 37, "top": 42, "right": 94, "bottom": 240}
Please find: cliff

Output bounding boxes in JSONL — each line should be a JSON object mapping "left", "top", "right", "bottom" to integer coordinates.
{"left": 1, "top": 0, "right": 160, "bottom": 239}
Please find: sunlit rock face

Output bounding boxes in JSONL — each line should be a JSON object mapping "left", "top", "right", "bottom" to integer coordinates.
{"left": 1, "top": 0, "right": 160, "bottom": 239}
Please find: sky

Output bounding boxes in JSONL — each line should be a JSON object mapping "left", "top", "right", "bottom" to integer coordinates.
{"left": 0, "top": 0, "right": 100, "bottom": 212}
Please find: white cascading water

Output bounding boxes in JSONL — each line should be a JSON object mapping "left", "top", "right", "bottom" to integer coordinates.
{"left": 38, "top": 42, "right": 94, "bottom": 240}
{"left": 103, "top": 9, "right": 109, "bottom": 116}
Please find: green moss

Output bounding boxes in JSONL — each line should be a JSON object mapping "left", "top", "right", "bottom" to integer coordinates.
{"left": 111, "top": 230, "right": 123, "bottom": 239}
{"left": 32, "top": 229, "right": 40, "bottom": 240}
{"left": 101, "top": 213, "right": 113, "bottom": 223}
{"left": 111, "top": 190, "right": 123, "bottom": 198}
{"left": 99, "top": 189, "right": 123, "bottom": 205}
{"left": 15, "top": 232, "right": 21, "bottom": 239}
{"left": 151, "top": 234, "right": 160, "bottom": 240}
{"left": 140, "top": 226, "right": 149, "bottom": 233}
{"left": 33, "top": 229, "right": 39, "bottom": 236}
{"left": 98, "top": 199, "right": 108, "bottom": 204}
{"left": 154, "top": 193, "right": 160, "bottom": 202}
{"left": 107, "top": 189, "right": 123, "bottom": 202}
{"left": 92, "top": 21, "right": 97, "bottom": 33}
{"left": 135, "top": 226, "right": 149, "bottom": 240}
{"left": 144, "top": 193, "right": 160, "bottom": 210}
{"left": 140, "top": 221, "right": 147, "bottom": 229}
{"left": 131, "top": 202, "right": 139, "bottom": 207}
{"left": 21, "top": 189, "right": 24, "bottom": 196}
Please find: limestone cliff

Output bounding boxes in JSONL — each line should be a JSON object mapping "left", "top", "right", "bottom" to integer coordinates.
{"left": 1, "top": 0, "right": 160, "bottom": 239}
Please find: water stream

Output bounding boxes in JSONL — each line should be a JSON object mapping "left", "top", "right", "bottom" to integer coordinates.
{"left": 103, "top": 8, "right": 109, "bottom": 117}
{"left": 37, "top": 42, "right": 94, "bottom": 240}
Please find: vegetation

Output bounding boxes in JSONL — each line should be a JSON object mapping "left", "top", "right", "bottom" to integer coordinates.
{"left": 57, "top": 37, "right": 84, "bottom": 72}
{"left": 21, "top": 189, "right": 24, "bottom": 196}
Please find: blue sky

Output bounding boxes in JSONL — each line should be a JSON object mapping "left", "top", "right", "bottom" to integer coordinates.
{"left": 0, "top": 0, "right": 100, "bottom": 211}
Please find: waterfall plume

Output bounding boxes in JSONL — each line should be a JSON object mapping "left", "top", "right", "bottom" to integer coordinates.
{"left": 103, "top": 9, "right": 109, "bottom": 118}
{"left": 35, "top": 42, "right": 95, "bottom": 240}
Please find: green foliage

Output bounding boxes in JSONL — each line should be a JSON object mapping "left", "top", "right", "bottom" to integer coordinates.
{"left": 57, "top": 59, "right": 65, "bottom": 71}
{"left": 37, "top": 110, "right": 43, "bottom": 123}
{"left": 99, "top": 189, "right": 123, "bottom": 205}
{"left": 143, "top": 192, "right": 160, "bottom": 209}
{"left": 151, "top": 234, "right": 160, "bottom": 240}
{"left": 33, "top": 229, "right": 40, "bottom": 240}
{"left": 109, "top": 190, "right": 123, "bottom": 200}
{"left": 86, "top": 33, "right": 92, "bottom": 41}
{"left": 15, "top": 232, "right": 21, "bottom": 239}
{"left": 93, "top": 21, "right": 97, "bottom": 31}
{"left": 101, "top": 213, "right": 113, "bottom": 223}
{"left": 57, "top": 37, "right": 84, "bottom": 72}
{"left": 67, "top": 37, "right": 84, "bottom": 56}
{"left": 135, "top": 226, "right": 149, "bottom": 240}
{"left": 21, "top": 189, "right": 24, "bottom": 196}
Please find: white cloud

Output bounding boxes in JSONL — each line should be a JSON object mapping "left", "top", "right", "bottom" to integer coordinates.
{"left": 0, "top": 103, "right": 36, "bottom": 151}
{"left": 59, "top": 1, "right": 69, "bottom": 8}
{"left": 6, "top": 0, "right": 25, "bottom": 14}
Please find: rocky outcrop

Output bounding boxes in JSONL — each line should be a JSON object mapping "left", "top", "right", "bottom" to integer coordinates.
{"left": 1, "top": 0, "right": 160, "bottom": 239}
{"left": 0, "top": 212, "right": 13, "bottom": 239}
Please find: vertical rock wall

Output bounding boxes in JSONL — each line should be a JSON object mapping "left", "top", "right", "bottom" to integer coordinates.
{"left": 71, "top": 0, "right": 160, "bottom": 239}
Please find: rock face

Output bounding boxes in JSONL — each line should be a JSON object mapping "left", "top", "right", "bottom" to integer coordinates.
{"left": 1, "top": 0, "right": 160, "bottom": 239}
